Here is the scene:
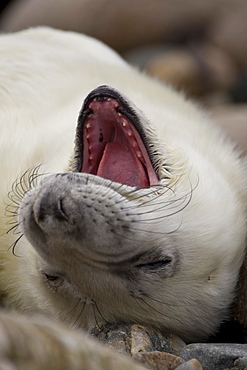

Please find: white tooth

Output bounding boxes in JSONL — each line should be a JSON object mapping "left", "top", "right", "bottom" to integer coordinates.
{"left": 86, "top": 123, "right": 91, "bottom": 129}
{"left": 122, "top": 121, "right": 127, "bottom": 127}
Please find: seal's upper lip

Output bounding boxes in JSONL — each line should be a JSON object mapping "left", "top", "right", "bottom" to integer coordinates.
{"left": 75, "top": 85, "right": 159, "bottom": 188}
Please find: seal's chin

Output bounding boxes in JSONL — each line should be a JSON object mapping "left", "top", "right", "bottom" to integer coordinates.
{"left": 75, "top": 85, "right": 159, "bottom": 188}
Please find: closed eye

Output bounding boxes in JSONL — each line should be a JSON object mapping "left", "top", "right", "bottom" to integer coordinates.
{"left": 136, "top": 258, "right": 172, "bottom": 271}
{"left": 44, "top": 274, "right": 60, "bottom": 281}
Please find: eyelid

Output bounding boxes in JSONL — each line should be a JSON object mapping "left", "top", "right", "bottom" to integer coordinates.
{"left": 41, "top": 270, "right": 71, "bottom": 283}
{"left": 136, "top": 258, "right": 172, "bottom": 271}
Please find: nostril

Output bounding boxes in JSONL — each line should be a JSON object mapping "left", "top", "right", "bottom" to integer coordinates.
{"left": 35, "top": 195, "right": 47, "bottom": 223}
{"left": 54, "top": 198, "right": 69, "bottom": 221}
{"left": 33, "top": 192, "right": 70, "bottom": 226}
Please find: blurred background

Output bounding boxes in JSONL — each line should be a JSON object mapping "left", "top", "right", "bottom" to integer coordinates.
{"left": 0, "top": 0, "right": 247, "bottom": 153}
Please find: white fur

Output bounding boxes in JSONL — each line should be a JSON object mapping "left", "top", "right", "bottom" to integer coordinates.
{"left": 0, "top": 27, "right": 246, "bottom": 342}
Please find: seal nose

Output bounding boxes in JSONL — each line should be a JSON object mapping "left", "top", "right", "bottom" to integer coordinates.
{"left": 33, "top": 191, "right": 70, "bottom": 226}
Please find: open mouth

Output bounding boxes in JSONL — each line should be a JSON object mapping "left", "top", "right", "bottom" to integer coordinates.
{"left": 75, "top": 85, "right": 159, "bottom": 188}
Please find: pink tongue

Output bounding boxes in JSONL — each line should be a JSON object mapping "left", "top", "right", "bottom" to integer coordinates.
{"left": 97, "top": 142, "right": 149, "bottom": 187}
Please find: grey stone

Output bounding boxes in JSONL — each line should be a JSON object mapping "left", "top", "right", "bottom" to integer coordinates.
{"left": 176, "top": 359, "right": 202, "bottom": 370}
{"left": 234, "top": 356, "right": 247, "bottom": 369}
{"left": 90, "top": 324, "right": 131, "bottom": 355}
{"left": 90, "top": 323, "right": 186, "bottom": 356}
{"left": 133, "top": 351, "right": 184, "bottom": 370}
{"left": 180, "top": 343, "right": 247, "bottom": 370}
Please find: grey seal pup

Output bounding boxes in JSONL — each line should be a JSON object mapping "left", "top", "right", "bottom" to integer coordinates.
{"left": 0, "top": 27, "right": 246, "bottom": 343}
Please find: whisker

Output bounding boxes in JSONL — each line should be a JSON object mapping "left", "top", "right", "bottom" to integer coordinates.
{"left": 105, "top": 195, "right": 189, "bottom": 225}
{"left": 8, "top": 233, "right": 24, "bottom": 257}
{"left": 131, "top": 292, "right": 167, "bottom": 319}
{"left": 72, "top": 299, "right": 87, "bottom": 326}
{"left": 4, "top": 164, "right": 46, "bottom": 256}
{"left": 132, "top": 189, "right": 193, "bottom": 221}
{"left": 108, "top": 221, "right": 182, "bottom": 239}
{"left": 131, "top": 293, "right": 149, "bottom": 314}
{"left": 141, "top": 291, "right": 179, "bottom": 308}
{"left": 93, "top": 300, "right": 107, "bottom": 323}
{"left": 92, "top": 302, "right": 100, "bottom": 328}
{"left": 6, "top": 224, "right": 21, "bottom": 234}
{"left": 90, "top": 178, "right": 126, "bottom": 205}
{"left": 113, "top": 185, "right": 169, "bottom": 206}
{"left": 106, "top": 176, "right": 197, "bottom": 227}
{"left": 135, "top": 296, "right": 165, "bottom": 316}
{"left": 121, "top": 175, "right": 181, "bottom": 202}
{"left": 67, "top": 297, "right": 81, "bottom": 315}
{"left": 120, "top": 176, "right": 197, "bottom": 213}
{"left": 120, "top": 188, "right": 184, "bottom": 211}
{"left": 5, "top": 209, "right": 18, "bottom": 217}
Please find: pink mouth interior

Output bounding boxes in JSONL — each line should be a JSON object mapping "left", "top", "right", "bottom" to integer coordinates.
{"left": 81, "top": 98, "right": 159, "bottom": 188}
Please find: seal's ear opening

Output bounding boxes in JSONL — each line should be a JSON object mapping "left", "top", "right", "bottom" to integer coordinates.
{"left": 74, "top": 85, "right": 159, "bottom": 188}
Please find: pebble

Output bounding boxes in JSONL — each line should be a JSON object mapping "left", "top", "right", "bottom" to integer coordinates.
{"left": 234, "top": 356, "right": 247, "bottom": 368}
{"left": 92, "top": 323, "right": 247, "bottom": 370}
{"left": 133, "top": 351, "right": 184, "bottom": 370}
{"left": 90, "top": 323, "right": 186, "bottom": 356}
{"left": 206, "top": 1, "right": 247, "bottom": 70}
{"left": 211, "top": 104, "right": 247, "bottom": 156}
{"left": 180, "top": 343, "right": 247, "bottom": 370}
{"left": 145, "top": 45, "right": 237, "bottom": 97}
{"left": 176, "top": 359, "right": 202, "bottom": 370}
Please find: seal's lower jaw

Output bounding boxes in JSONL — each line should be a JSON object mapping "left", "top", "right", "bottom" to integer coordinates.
{"left": 75, "top": 85, "right": 159, "bottom": 188}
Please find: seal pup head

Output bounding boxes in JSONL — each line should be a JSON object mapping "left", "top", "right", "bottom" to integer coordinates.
{"left": 17, "top": 85, "right": 245, "bottom": 343}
